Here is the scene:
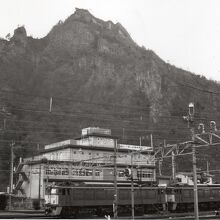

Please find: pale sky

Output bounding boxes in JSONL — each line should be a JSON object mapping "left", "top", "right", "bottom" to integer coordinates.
{"left": 0, "top": 0, "right": 220, "bottom": 81}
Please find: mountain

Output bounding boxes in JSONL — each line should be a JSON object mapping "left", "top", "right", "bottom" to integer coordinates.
{"left": 0, "top": 8, "right": 220, "bottom": 189}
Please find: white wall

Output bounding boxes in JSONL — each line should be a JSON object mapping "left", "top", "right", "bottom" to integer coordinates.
{"left": 78, "top": 137, "right": 114, "bottom": 148}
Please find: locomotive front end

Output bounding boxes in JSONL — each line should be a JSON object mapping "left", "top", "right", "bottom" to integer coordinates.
{"left": 45, "top": 186, "right": 62, "bottom": 216}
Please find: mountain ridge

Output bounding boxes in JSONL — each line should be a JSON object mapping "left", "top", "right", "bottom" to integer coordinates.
{"left": 0, "top": 8, "right": 220, "bottom": 188}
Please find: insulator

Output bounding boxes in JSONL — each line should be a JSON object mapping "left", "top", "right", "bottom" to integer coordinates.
{"left": 210, "top": 121, "right": 217, "bottom": 131}
{"left": 198, "top": 123, "right": 205, "bottom": 133}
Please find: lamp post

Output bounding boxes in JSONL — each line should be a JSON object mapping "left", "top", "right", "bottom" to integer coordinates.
{"left": 184, "top": 102, "right": 199, "bottom": 220}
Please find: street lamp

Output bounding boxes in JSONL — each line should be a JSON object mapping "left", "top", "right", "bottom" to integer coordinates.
{"left": 188, "top": 102, "right": 194, "bottom": 116}
{"left": 183, "top": 103, "right": 198, "bottom": 220}
{"left": 187, "top": 103, "right": 199, "bottom": 220}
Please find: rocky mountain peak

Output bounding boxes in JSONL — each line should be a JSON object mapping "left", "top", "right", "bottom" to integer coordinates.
{"left": 46, "top": 8, "right": 135, "bottom": 55}
{"left": 11, "top": 26, "right": 27, "bottom": 46}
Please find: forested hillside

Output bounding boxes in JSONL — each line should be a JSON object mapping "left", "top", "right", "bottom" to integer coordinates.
{"left": 0, "top": 8, "right": 220, "bottom": 189}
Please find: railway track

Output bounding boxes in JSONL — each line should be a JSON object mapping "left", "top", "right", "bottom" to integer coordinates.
{"left": 1, "top": 210, "right": 220, "bottom": 219}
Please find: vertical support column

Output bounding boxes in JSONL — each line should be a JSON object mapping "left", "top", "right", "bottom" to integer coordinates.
{"left": 171, "top": 151, "right": 175, "bottom": 180}
{"left": 159, "top": 160, "right": 162, "bottom": 176}
{"left": 9, "top": 141, "right": 15, "bottom": 211}
{"left": 113, "top": 139, "right": 118, "bottom": 219}
{"left": 38, "top": 163, "right": 42, "bottom": 207}
{"left": 150, "top": 134, "right": 153, "bottom": 149}
{"left": 206, "top": 161, "right": 209, "bottom": 175}
{"left": 131, "top": 152, "right": 135, "bottom": 220}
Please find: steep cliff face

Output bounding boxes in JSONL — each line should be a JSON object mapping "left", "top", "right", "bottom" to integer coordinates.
{"left": 0, "top": 8, "right": 220, "bottom": 188}
{"left": 39, "top": 8, "right": 168, "bottom": 123}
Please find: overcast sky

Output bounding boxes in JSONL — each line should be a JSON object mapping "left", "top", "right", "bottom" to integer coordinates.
{"left": 1, "top": 0, "right": 220, "bottom": 81}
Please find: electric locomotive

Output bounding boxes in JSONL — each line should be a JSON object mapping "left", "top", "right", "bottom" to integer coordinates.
{"left": 45, "top": 184, "right": 173, "bottom": 217}
{"left": 171, "top": 185, "right": 220, "bottom": 212}
{"left": 45, "top": 183, "right": 220, "bottom": 217}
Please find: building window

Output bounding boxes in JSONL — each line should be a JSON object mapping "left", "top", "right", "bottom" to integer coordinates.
{"left": 138, "top": 170, "right": 153, "bottom": 179}
{"left": 62, "top": 168, "right": 69, "bottom": 175}
{"left": 62, "top": 189, "right": 65, "bottom": 195}
{"left": 95, "top": 170, "right": 101, "bottom": 176}
{"left": 67, "top": 189, "right": 70, "bottom": 195}
{"left": 79, "top": 169, "right": 85, "bottom": 176}
{"left": 118, "top": 170, "right": 125, "bottom": 177}
{"left": 85, "top": 169, "right": 93, "bottom": 176}
{"left": 54, "top": 168, "right": 62, "bottom": 175}
{"left": 72, "top": 169, "right": 78, "bottom": 176}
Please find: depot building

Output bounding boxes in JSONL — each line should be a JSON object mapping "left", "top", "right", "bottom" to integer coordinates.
{"left": 14, "top": 127, "right": 156, "bottom": 205}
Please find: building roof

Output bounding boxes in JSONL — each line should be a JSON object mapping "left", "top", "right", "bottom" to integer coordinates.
{"left": 75, "top": 133, "right": 118, "bottom": 140}
{"left": 39, "top": 143, "right": 154, "bottom": 155}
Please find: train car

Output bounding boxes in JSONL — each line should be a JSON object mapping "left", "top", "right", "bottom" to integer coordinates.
{"left": 169, "top": 185, "right": 220, "bottom": 213}
{"left": 45, "top": 185, "right": 170, "bottom": 217}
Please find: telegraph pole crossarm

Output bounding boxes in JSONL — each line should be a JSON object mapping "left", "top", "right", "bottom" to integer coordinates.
{"left": 154, "top": 140, "right": 193, "bottom": 159}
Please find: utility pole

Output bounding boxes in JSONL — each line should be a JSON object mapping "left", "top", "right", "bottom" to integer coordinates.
{"left": 131, "top": 152, "right": 135, "bottom": 220}
{"left": 113, "top": 139, "right": 118, "bottom": 219}
{"left": 150, "top": 134, "right": 153, "bottom": 149}
{"left": 192, "top": 128, "right": 199, "bottom": 220}
{"left": 171, "top": 151, "right": 175, "bottom": 180}
{"left": 49, "top": 97, "right": 53, "bottom": 113}
{"left": 159, "top": 160, "right": 162, "bottom": 176}
{"left": 38, "top": 163, "right": 42, "bottom": 208}
{"left": 9, "top": 141, "right": 15, "bottom": 211}
{"left": 206, "top": 161, "right": 209, "bottom": 174}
